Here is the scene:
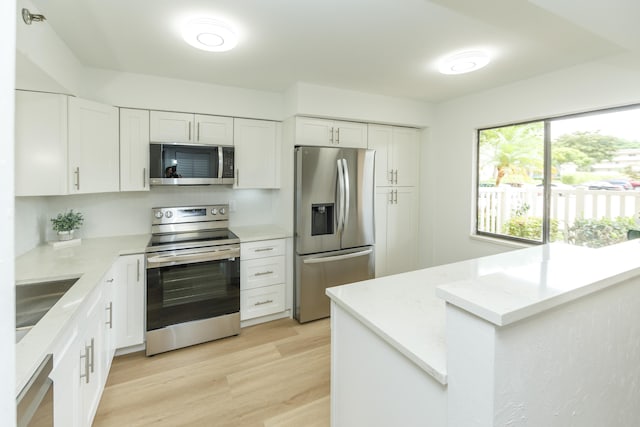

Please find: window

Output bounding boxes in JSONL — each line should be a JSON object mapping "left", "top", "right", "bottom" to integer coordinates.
{"left": 476, "top": 105, "right": 640, "bottom": 247}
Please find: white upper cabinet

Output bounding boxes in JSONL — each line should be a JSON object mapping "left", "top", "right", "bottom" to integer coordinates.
{"left": 15, "top": 90, "right": 68, "bottom": 196}
{"left": 234, "top": 118, "right": 281, "bottom": 189}
{"left": 119, "top": 108, "right": 150, "bottom": 192}
{"left": 15, "top": 91, "right": 119, "bottom": 196}
{"left": 368, "top": 124, "right": 419, "bottom": 187}
{"left": 195, "top": 114, "right": 234, "bottom": 145}
{"left": 296, "top": 117, "right": 367, "bottom": 148}
{"left": 68, "top": 97, "right": 120, "bottom": 194}
{"left": 149, "top": 110, "right": 233, "bottom": 145}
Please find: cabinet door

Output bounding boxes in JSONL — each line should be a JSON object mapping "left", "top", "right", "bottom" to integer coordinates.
{"left": 51, "top": 325, "right": 81, "bottom": 427}
{"left": 392, "top": 127, "right": 419, "bottom": 187}
{"left": 68, "top": 97, "right": 119, "bottom": 194}
{"left": 368, "top": 124, "right": 394, "bottom": 187}
{"left": 296, "top": 117, "right": 334, "bottom": 147}
{"left": 102, "top": 269, "right": 117, "bottom": 377}
{"left": 386, "top": 187, "right": 418, "bottom": 276}
{"left": 234, "top": 118, "right": 281, "bottom": 189}
{"left": 195, "top": 114, "right": 233, "bottom": 145}
{"left": 374, "top": 187, "right": 391, "bottom": 277}
{"left": 335, "top": 120, "right": 368, "bottom": 148}
{"left": 149, "top": 110, "right": 194, "bottom": 143}
{"left": 15, "top": 91, "right": 68, "bottom": 196}
{"left": 114, "top": 255, "right": 145, "bottom": 349}
{"left": 79, "top": 288, "right": 105, "bottom": 427}
{"left": 119, "top": 108, "right": 150, "bottom": 191}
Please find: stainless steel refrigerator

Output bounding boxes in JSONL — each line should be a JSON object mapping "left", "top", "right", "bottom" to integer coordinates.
{"left": 294, "top": 146, "right": 375, "bottom": 323}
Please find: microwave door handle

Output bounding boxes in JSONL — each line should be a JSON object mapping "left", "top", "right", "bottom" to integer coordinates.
{"left": 218, "top": 146, "right": 224, "bottom": 179}
{"left": 342, "top": 158, "right": 350, "bottom": 232}
{"left": 336, "top": 159, "right": 345, "bottom": 234}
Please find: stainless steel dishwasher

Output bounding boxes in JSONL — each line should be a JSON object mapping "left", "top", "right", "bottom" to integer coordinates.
{"left": 17, "top": 354, "right": 53, "bottom": 427}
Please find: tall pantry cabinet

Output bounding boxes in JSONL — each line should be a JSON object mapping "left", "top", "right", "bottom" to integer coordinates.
{"left": 368, "top": 124, "right": 420, "bottom": 277}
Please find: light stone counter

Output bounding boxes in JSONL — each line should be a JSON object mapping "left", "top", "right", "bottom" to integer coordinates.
{"left": 326, "top": 242, "right": 640, "bottom": 384}
{"left": 231, "top": 224, "right": 291, "bottom": 242}
{"left": 15, "top": 234, "right": 149, "bottom": 394}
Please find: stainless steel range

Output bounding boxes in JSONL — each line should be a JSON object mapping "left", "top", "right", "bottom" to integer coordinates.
{"left": 145, "top": 204, "right": 240, "bottom": 356}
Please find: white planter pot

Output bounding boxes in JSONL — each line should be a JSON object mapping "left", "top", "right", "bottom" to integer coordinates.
{"left": 57, "top": 230, "right": 75, "bottom": 241}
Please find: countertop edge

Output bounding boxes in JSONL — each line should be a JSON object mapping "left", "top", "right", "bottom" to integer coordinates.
{"left": 327, "top": 288, "right": 448, "bottom": 385}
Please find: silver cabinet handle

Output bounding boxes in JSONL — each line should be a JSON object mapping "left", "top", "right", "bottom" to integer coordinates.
{"left": 389, "top": 170, "right": 394, "bottom": 184}
{"left": 394, "top": 169, "right": 398, "bottom": 184}
{"left": 74, "top": 167, "right": 80, "bottom": 190}
{"left": 106, "top": 301, "right": 113, "bottom": 329}
{"left": 236, "top": 169, "right": 239, "bottom": 186}
{"left": 255, "top": 247, "right": 274, "bottom": 252}
{"left": 80, "top": 345, "right": 90, "bottom": 383}
{"left": 254, "top": 271, "right": 274, "bottom": 277}
{"left": 394, "top": 189, "right": 398, "bottom": 204}
{"left": 188, "top": 122, "right": 192, "bottom": 141}
{"left": 389, "top": 190, "right": 393, "bottom": 204}
{"left": 143, "top": 168, "right": 146, "bottom": 188}
{"left": 137, "top": 258, "right": 141, "bottom": 282}
{"left": 303, "top": 248, "right": 373, "bottom": 264}
{"left": 106, "top": 278, "right": 114, "bottom": 283}
{"left": 336, "top": 127, "right": 340, "bottom": 144}
{"left": 329, "top": 127, "right": 334, "bottom": 144}
{"left": 255, "top": 299, "right": 273, "bottom": 306}
{"left": 89, "top": 337, "right": 95, "bottom": 373}
{"left": 197, "top": 122, "right": 200, "bottom": 141}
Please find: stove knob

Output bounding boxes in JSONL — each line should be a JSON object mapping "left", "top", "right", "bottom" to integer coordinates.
{"left": 219, "top": 207, "right": 226, "bottom": 215}
{"left": 154, "top": 211, "right": 163, "bottom": 219}
{"left": 211, "top": 208, "right": 218, "bottom": 215}
{"left": 165, "top": 211, "right": 173, "bottom": 218}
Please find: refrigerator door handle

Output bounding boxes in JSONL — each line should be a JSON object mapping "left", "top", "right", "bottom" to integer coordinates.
{"left": 341, "top": 158, "right": 350, "bottom": 231}
{"left": 337, "top": 158, "right": 345, "bottom": 234}
{"left": 303, "top": 248, "right": 373, "bottom": 264}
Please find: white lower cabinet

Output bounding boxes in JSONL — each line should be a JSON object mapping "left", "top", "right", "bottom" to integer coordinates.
{"left": 113, "top": 254, "right": 145, "bottom": 349}
{"left": 240, "top": 239, "right": 286, "bottom": 321}
{"left": 50, "top": 255, "right": 143, "bottom": 427}
{"left": 375, "top": 187, "right": 419, "bottom": 277}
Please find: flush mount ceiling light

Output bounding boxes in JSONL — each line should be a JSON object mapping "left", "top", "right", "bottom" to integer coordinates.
{"left": 182, "top": 18, "right": 238, "bottom": 52}
{"left": 439, "top": 51, "right": 490, "bottom": 75}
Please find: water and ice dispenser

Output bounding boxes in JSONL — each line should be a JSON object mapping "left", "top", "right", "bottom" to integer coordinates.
{"left": 311, "top": 203, "right": 334, "bottom": 236}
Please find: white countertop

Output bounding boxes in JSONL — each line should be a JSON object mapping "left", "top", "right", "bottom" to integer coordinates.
{"left": 326, "top": 242, "right": 640, "bottom": 385}
{"left": 15, "top": 234, "right": 149, "bottom": 394}
{"left": 231, "top": 224, "right": 291, "bottom": 242}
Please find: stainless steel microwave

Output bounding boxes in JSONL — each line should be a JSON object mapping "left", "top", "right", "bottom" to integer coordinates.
{"left": 149, "top": 143, "right": 234, "bottom": 185}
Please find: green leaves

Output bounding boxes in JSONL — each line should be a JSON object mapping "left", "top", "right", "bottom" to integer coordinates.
{"left": 51, "top": 209, "right": 84, "bottom": 232}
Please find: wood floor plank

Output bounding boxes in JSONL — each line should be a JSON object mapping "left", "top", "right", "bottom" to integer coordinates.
{"left": 94, "top": 318, "right": 331, "bottom": 427}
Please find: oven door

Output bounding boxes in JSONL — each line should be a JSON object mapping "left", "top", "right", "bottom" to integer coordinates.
{"left": 146, "top": 245, "right": 240, "bottom": 332}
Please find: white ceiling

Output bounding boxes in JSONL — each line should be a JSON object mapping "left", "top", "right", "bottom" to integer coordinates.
{"left": 26, "top": 0, "right": 637, "bottom": 102}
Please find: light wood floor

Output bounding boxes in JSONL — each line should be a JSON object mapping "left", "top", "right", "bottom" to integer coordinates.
{"left": 93, "top": 318, "right": 331, "bottom": 427}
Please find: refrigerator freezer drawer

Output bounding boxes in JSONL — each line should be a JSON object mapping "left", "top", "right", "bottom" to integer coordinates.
{"left": 295, "top": 247, "right": 374, "bottom": 323}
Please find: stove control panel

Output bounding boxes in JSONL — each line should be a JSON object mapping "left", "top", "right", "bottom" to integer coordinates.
{"left": 151, "top": 204, "right": 230, "bottom": 225}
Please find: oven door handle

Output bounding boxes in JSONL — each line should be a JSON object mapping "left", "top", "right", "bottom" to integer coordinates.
{"left": 147, "top": 248, "right": 239, "bottom": 268}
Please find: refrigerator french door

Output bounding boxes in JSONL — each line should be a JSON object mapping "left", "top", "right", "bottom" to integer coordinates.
{"left": 294, "top": 146, "right": 375, "bottom": 323}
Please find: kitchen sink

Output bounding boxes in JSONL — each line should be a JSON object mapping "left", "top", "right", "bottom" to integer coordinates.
{"left": 16, "top": 278, "right": 78, "bottom": 342}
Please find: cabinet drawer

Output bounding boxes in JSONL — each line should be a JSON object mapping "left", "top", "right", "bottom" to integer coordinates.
{"left": 241, "top": 256, "right": 285, "bottom": 290}
{"left": 241, "top": 239, "right": 285, "bottom": 260}
{"left": 241, "top": 284, "right": 285, "bottom": 320}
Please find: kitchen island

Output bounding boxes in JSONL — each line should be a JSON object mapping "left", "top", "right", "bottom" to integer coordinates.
{"left": 326, "top": 241, "right": 640, "bottom": 427}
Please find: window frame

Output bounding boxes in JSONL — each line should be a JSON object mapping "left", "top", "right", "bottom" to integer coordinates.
{"left": 475, "top": 103, "right": 640, "bottom": 245}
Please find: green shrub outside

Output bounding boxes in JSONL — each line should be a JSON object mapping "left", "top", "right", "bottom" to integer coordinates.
{"left": 567, "top": 216, "right": 635, "bottom": 248}
{"left": 503, "top": 216, "right": 561, "bottom": 242}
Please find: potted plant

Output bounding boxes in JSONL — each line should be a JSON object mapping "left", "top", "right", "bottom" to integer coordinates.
{"left": 51, "top": 209, "right": 84, "bottom": 241}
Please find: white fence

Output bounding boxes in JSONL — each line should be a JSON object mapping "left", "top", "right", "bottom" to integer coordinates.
{"left": 478, "top": 187, "right": 640, "bottom": 237}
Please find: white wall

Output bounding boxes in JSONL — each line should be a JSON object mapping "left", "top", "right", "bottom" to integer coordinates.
{"left": 285, "top": 82, "right": 434, "bottom": 127}
{"left": 2, "top": 1, "right": 16, "bottom": 424}
{"left": 15, "top": 187, "right": 276, "bottom": 256}
{"left": 428, "top": 52, "right": 640, "bottom": 266}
